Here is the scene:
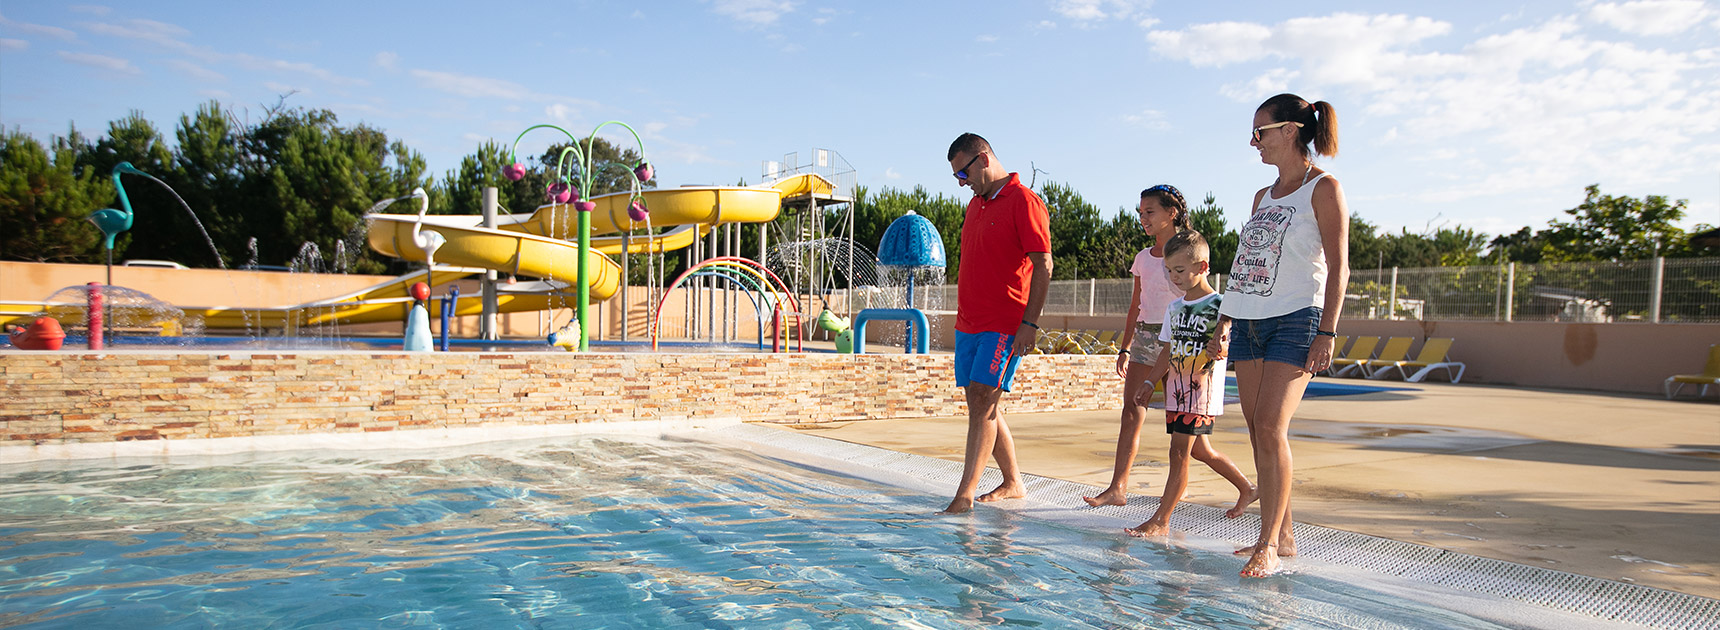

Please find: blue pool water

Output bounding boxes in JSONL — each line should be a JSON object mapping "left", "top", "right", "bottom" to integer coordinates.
{"left": 0, "top": 436, "right": 1521, "bottom": 629}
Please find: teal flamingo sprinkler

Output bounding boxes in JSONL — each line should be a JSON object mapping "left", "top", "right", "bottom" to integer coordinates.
{"left": 88, "top": 162, "right": 149, "bottom": 288}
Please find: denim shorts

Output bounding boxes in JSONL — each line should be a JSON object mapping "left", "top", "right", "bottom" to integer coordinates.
{"left": 1227, "top": 306, "right": 1322, "bottom": 367}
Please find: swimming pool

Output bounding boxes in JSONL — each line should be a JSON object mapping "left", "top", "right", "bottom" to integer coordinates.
{"left": 0, "top": 430, "right": 1686, "bottom": 629}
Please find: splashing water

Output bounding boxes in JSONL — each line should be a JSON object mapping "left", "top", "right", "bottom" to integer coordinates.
{"left": 37, "top": 285, "right": 204, "bottom": 342}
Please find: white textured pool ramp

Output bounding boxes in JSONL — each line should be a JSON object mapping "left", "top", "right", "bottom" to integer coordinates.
{"left": 717, "top": 423, "right": 1718, "bottom": 630}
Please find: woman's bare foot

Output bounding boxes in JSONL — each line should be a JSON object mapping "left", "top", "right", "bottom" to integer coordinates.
{"left": 1240, "top": 544, "right": 1281, "bottom": 578}
{"left": 976, "top": 481, "right": 1026, "bottom": 503}
{"left": 1232, "top": 535, "right": 1297, "bottom": 557}
{"left": 942, "top": 496, "right": 973, "bottom": 514}
{"left": 1225, "top": 486, "right": 1259, "bottom": 518}
{"left": 1082, "top": 487, "right": 1128, "bottom": 507}
{"left": 1125, "top": 519, "right": 1169, "bottom": 537}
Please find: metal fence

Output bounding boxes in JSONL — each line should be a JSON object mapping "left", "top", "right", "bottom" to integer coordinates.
{"left": 905, "top": 257, "right": 1720, "bottom": 323}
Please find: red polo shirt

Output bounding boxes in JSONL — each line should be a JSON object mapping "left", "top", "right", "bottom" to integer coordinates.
{"left": 956, "top": 173, "right": 1052, "bottom": 335}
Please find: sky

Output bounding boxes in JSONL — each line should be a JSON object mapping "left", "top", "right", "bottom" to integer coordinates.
{"left": 2, "top": 0, "right": 1717, "bottom": 242}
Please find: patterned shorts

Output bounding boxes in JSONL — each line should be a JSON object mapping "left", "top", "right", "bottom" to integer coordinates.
{"left": 1166, "top": 411, "right": 1215, "bottom": 435}
{"left": 1129, "top": 321, "right": 1165, "bottom": 366}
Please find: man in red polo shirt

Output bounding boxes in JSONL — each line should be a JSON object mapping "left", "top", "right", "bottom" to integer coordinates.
{"left": 942, "top": 133, "right": 1054, "bottom": 514}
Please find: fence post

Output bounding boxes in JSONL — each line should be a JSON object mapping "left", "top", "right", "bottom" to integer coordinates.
{"left": 1388, "top": 267, "right": 1399, "bottom": 320}
{"left": 1089, "top": 278, "right": 1096, "bottom": 316}
{"left": 1505, "top": 262, "right": 1515, "bottom": 322}
{"left": 1649, "top": 256, "right": 1664, "bottom": 323}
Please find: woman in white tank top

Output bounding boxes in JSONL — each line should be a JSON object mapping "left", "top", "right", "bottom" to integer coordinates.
{"left": 1212, "top": 94, "right": 1351, "bottom": 578}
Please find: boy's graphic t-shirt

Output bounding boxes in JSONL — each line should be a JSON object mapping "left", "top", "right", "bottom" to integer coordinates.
{"left": 1157, "top": 292, "right": 1227, "bottom": 416}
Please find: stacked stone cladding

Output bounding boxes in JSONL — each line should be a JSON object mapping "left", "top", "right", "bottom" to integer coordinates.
{"left": 2, "top": 353, "right": 1120, "bottom": 447}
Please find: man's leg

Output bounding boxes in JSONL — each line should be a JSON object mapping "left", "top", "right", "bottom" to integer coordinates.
{"left": 946, "top": 382, "right": 1004, "bottom": 513}
{"left": 976, "top": 391, "right": 1024, "bottom": 503}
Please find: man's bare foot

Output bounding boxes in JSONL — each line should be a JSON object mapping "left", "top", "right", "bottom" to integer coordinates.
{"left": 1232, "top": 535, "right": 1297, "bottom": 557}
{"left": 942, "top": 497, "right": 973, "bottom": 514}
{"left": 1240, "top": 544, "right": 1280, "bottom": 578}
{"left": 1082, "top": 487, "right": 1127, "bottom": 507}
{"left": 1125, "top": 519, "right": 1168, "bottom": 538}
{"left": 1225, "top": 486, "right": 1259, "bottom": 518}
{"left": 975, "top": 481, "right": 1025, "bottom": 503}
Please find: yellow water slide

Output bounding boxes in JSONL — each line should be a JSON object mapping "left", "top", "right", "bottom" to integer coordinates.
{"left": 0, "top": 175, "right": 829, "bottom": 332}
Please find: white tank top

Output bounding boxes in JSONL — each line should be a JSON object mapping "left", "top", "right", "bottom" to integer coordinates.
{"left": 1220, "top": 173, "right": 1330, "bottom": 320}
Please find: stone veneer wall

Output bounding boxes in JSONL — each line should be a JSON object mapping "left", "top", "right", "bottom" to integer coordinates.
{"left": 2, "top": 353, "right": 1119, "bottom": 449}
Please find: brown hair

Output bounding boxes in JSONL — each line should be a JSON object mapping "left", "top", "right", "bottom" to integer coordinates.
{"left": 1258, "top": 94, "right": 1338, "bottom": 158}
{"left": 1164, "top": 229, "right": 1210, "bottom": 263}
{"left": 1139, "top": 184, "right": 1191, "bottom": 232}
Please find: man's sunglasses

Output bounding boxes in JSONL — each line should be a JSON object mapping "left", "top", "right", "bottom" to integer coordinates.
{"left": 953, "top": 153, "right": 982, "bottom": 180}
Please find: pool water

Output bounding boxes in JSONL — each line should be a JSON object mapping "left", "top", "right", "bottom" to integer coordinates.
{"left": 1, "top": 435, "right": 1520, "bottom": 629}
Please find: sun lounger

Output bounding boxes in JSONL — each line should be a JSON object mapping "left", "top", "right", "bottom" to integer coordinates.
{"left": 1353, "top": 337, "right": 1414, "bottom": 377}
{"left": 1368, "top": 337, "right": 1466, "bottom": 383}
{"left": 1328, "top": 336, "right": 1379, "bottom": 377}
{"left": 1664, "top": 344, "right": 1720, "bottom": 399}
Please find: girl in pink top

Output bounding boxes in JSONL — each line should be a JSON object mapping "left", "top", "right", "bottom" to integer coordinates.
{"left": 1083, "top": 184, "right": 1190, "bottom": 508}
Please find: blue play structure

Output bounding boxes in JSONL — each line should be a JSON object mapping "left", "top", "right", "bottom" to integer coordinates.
{"left": 857, "top": 211, "right": 946, "bottom": 354}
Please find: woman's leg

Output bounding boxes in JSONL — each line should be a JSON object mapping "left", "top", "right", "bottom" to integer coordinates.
{"left": 1239, "top": 360, "right": 1313, "bottom": 577}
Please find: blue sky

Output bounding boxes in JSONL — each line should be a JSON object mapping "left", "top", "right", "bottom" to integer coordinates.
{"left": 3, "top": 1, "right": 1717, "bottom": 241}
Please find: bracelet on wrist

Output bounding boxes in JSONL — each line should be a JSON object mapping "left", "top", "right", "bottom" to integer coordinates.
{"left": 1021, "top": 320, "right": 1039, "bottom": 330}
{"left": 1118, "top": 349, "right": 1130, "bottom": 355}
{"left": 1315, "top": 330, "right": 1336, "bottom": 337}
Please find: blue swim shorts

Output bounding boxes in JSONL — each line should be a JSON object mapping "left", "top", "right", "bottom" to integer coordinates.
{"left": 954, "top": 330, "right": 1022, "bottom": 392}
{"left": 1227, "top": 306, "right": 1322, "bottom": 368}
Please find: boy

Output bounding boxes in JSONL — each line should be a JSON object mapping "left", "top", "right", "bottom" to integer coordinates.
{"left": 1126, "top": 230, "right": 1257, "bottom": 538}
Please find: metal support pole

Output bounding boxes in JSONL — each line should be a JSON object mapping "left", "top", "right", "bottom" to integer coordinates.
{"left": 1088, "top": 278, "right": 1096, "bottom": 316}
{"left": 1505, "top": 262, "right": 1516, "bottom": 323}
{"left": 1388, "top": 267, "right": 1399, "bottom": 320}
{"left": 707, "top": 224, "right": 718, "bottom": 342}
{"left": 1649, "top": 256, "right": 1664, "bottom": 323}
{"left": 621, "top": 231, "right": 630, "bottom": 341}
{"left": 481, "top": 187, "right": 499, "bottom": 341}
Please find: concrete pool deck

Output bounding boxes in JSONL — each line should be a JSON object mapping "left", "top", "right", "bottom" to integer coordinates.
{"left": 774, "top": 378, "right": 1720, "bottom": 599}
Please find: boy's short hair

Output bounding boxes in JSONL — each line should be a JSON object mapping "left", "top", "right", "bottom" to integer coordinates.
{"left": 1164, "top": 230, "right": 1210, "bottom": 263}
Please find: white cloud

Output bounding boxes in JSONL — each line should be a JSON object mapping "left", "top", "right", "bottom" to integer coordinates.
{"left": 708, "top": 0, "right": 797, "bottom": 27}
{"left": 1146, "top": 21, "right": 1273, "bottom": 67}
{"left": 884, "top": 167, "right": 902, "bottom": 179}
{"left": 1588, "top": 0, "right": 1713, "bottom": 35}
{"left": 167, "top": 59, "right": 223, "bottom": 81}
{"left": 57, "top": 50, "right": 138, "bottom": 74}
{"left": 0, "top": 12, "right": 77, "bottom": 40}
{"left": 68, "top": 5, "right": 111, "bottom": 15}
{"left": 374, "top": 51, "right": 398, "bottom": 71}
{"left": 82, "top": 17, "right": 189, "bottom": 49}
{"left": 262, "top": 81, "right": 307, "bottom": 95}
{"left": 0, "top": 38, "right": 25, "bottom": 50}
{"left": 1051, "top": 0, "right": 1151, "bottom": 22}
{"left": 82, "top": 17, "right": 366, "bottom": 86}
{"left": 412, "top": 69, "right": 537, "bottom": 100}
{"left": 977, "top": 34, "right": 998, "bottom": 43}
{"left": 1149, "top": 11, "right": 1720, "bottom": 203}
{"left": 1122, "top": 109, "right": 1171, "bottom": 130}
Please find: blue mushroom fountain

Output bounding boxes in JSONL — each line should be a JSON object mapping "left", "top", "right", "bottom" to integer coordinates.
{"left": 852, "top": 211, "right": 946, "bottom": 354}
